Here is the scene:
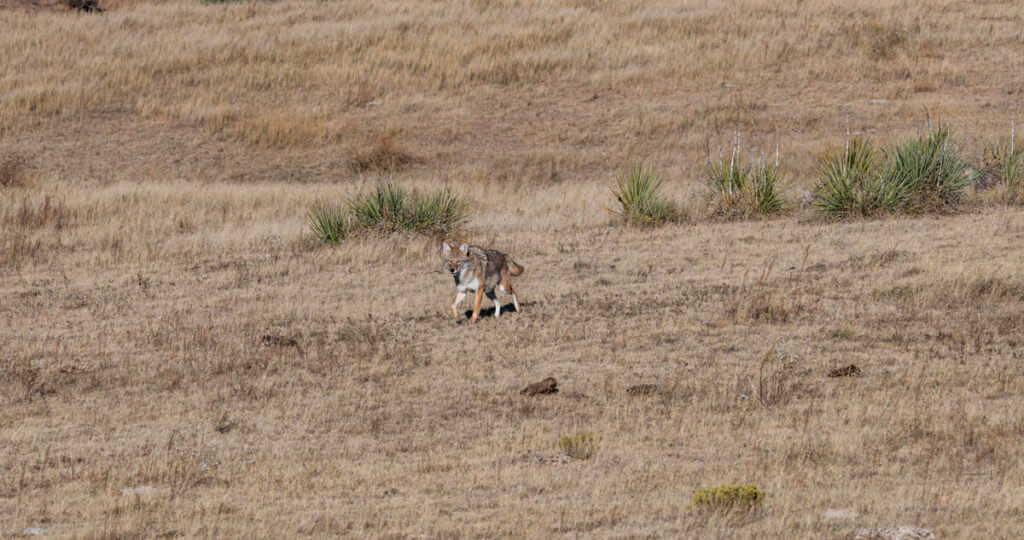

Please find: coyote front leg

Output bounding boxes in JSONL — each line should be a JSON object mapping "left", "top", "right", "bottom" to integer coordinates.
{"left": 469, "top": 288, "right": 484, "bottom": 323}
{"left": 451, "top": 291, "right": 467, "bottom": 320}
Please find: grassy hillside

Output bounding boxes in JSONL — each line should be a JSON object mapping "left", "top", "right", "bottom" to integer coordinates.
{"left": 2, "top": 0, "right": 1023, "bottom": 536}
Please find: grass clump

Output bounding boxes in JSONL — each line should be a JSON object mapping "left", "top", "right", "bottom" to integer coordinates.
{"left": 981, "top": 139, "right": 1024, "bottom": 203}
{"left": 814, "top": 137, "right": 894, "bottom": 217}
{"left": 557, "top": 431, "right": 601, "bottom": 460}
{"left": 814, "top": 127, "right": 971, "bottom": 217}
{"left": 689, "top": 484, "right": 764, "bottom": 511}
{"left": 707, "top": 153, "right": 788, "bottom": 219}
{"left": 883, "top": 125, "right": 971, "bottom": 211}
{"left": 611, "top": 163, "right": 678, "bottom": 226}
{"left": 307, "top": 203, "right": 350, "bottom": 245}
{"left": 309, "top": 181, "right": 467, "bottom": 244}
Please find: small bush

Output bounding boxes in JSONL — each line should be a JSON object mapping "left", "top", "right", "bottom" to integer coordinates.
{"left": 309, "top": 182, "right": 467, "bottom": 244}
{"left": 611, "top": 163, "right": 678, "bottom": 226}
{"left": 348, "top": 130, "right": 417, "bottom": 173}
{"left": 557, "top": 431, "right": 601, "bottom": 460}
{"left": 689, "top": 484, "right": 764, "bottom": 511}
{"left": 707, "top": 154, "right": 787, "bottom": 218}
{"left": 981, "top": 139, "right": 1024, "bottom": 203}
{"left": 883, "top": 125, "right": 971, "bottom": 211}
{"left": 307, "top": 203, "right": 350, "bottom": 245}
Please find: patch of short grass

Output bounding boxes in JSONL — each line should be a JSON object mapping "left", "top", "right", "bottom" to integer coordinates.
{"left": 557, "top": 431, "right": 601, "bottom": 460}
{"left": 610, "top": 163, "right": 678, "bottom": 226}
{"left": 689, "top": 484, "right": 764, "bottom": 511}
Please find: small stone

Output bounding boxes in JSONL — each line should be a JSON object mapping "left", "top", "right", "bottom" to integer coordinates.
{"left": 22, "top": 529, "right": 45, "bottom": 536}
{"left": 625, "top": 384, "right": 659, "bottom": 397}
{"left": 260, "top": 334, "right": 298, "bottom": 348}
{"left": 520, "top": 377, "right": 557, "bottom": 396}
{"left": 828, "top": 364, "right": 862, "bottom": 377}
{"left": 855, "top": 527, "right": 934, "bottom": 540}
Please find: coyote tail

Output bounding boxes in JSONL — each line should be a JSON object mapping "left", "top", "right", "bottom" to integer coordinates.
{"left": 508, "top": 260, "right": 524, "bottom": 276}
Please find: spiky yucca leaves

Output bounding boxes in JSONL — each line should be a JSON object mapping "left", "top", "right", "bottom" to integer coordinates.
{"left": 707, "top": 155, "right": 787, "bottom": 218}
{"left": 407, "top": 187, "right": 468, "bottom": 234}
{"left": 308, "top": 202, "right": 350, "bottom": 245}
{"left": 611, "top": 163, "right": 678, "bottom": 225}
{"left": 310, "top": 181, "right": 468, "bottom": 243}
{"left": 983, "top": 139, "right": 1024, "bottom": 204}
{"left": 350, "top": 181, "right": 410, "bottom": 231}
{"left": 814, "top": 137, "right": 899, "bottom": 217}
{"left": 884, "top": 125, "right": 971, "bottom": 211}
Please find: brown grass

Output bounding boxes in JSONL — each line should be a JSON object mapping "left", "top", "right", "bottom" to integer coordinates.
{"left": 2, "top": 0, "right": 1024, "bottom": 537}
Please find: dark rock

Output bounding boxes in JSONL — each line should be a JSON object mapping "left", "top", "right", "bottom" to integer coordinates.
{"left": 626, "top": 383, "right": 659, "bottom": 396}
{"left": 520, "top": 377, "right": 557, "bottom": 396}
{"left": 828, "top": 364, "right": 862, "bottom": 377}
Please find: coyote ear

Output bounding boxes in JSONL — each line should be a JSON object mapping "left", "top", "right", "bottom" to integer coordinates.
{"left": 459, "top": 243, "right": 468, "bottom": 255}
{"left": 442, "top": 242, "right": 451, "bottom": 254}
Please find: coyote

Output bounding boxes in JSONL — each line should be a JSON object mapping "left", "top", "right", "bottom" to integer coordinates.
{"left": 441, "top": 242, "right": 524, "bottom": 323}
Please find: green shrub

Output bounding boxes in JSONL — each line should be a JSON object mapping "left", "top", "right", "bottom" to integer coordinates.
{"left": 611, "top": 163, "right": 678, "bottom": 225}
{"left": 557, "top": 431, "right": 601, "bottom": 460}
{"left": 707, "top": 155, "right": 787, "bottom": 218}
{"left": 309, "top": 181, "right": 467, "bottom": 244}
{"left": 690, "top": 484, "right": 764, "bottom": 511}
{"left": 883, "top": 125, "right": 971, "bottom": 211}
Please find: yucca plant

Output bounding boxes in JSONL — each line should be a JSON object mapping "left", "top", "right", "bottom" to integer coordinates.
{"left": 310, "top": 182, "right": 469, "bottom": 244}
{"left": 883, "top": 125, "right": 971, "bottom": 211}
{"left": 707, "top": 153, "right": 788, "bottom": 218}
{"left": 349, "top": 181, "right": 410, "bottom": 231}
{"left": 814, "top": 137, "right": 895, "bottom": 217}
{"left": 308, "top": 202, "right": 350, "bottom": 245}
{"left": 407, "top": 187, "right": 468, "bottom": 234}
{"left": 611, "top": 162, "right": 677, "bottom": 225}
{"left": 983, "top": 139, "right": 1024, "bottom": 203}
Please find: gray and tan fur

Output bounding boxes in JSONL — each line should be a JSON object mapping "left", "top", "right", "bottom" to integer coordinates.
{"left": 441, "top": 242, "right": 524, "bottom": 323}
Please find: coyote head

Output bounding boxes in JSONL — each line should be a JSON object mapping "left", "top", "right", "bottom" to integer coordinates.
{"left": 441, "top": 242, "right": 469, "bottom": 275}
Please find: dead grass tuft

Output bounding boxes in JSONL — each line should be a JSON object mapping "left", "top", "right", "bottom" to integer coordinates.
{"left": 348, "top": 129, "right": 418, "bottom": 173}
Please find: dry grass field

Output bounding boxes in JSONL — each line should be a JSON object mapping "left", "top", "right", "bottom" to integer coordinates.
{"left": 2, "top": 0, "right": 1024, "bottom": 537}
